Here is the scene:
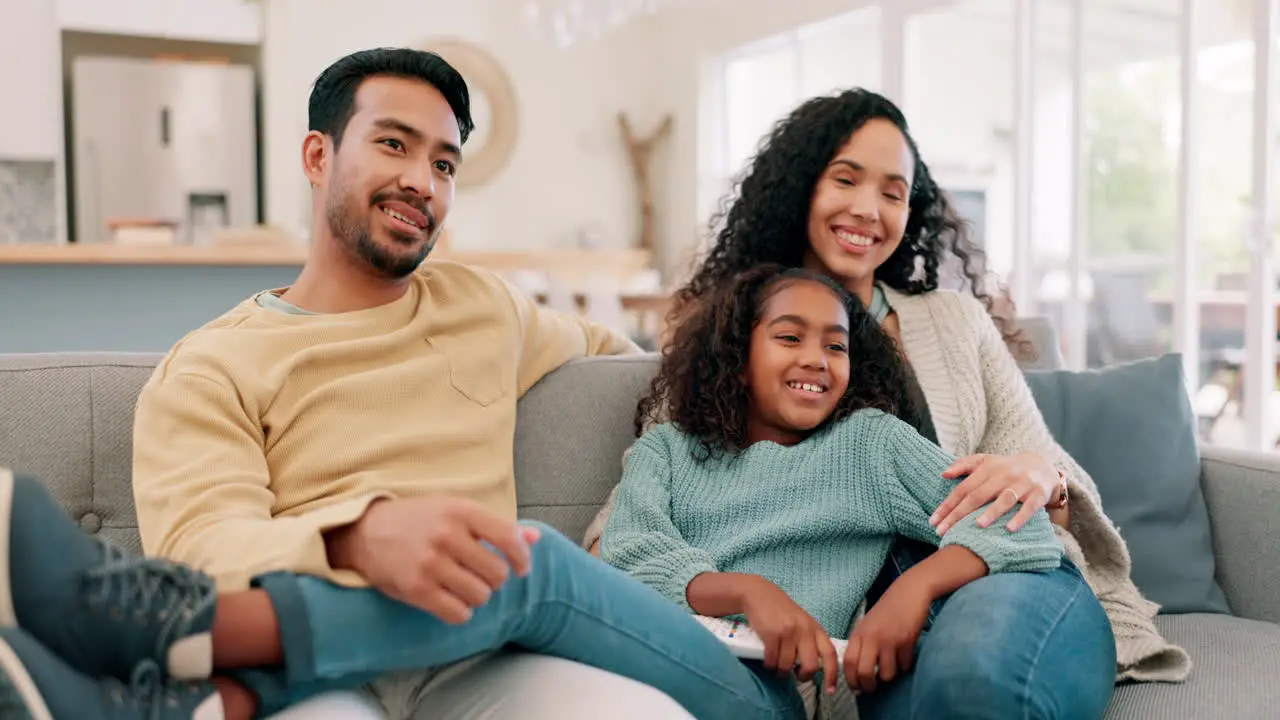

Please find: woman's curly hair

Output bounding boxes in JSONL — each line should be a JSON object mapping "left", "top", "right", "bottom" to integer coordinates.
{"left": 673, "top": 87, "right": 1032, "bottom": 359}
{"left": 637, "top": 265, "right": 923, "bottom": 461}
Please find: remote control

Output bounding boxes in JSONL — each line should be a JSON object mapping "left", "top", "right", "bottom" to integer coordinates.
{"left": 693, "top": 615, "right": 849, "bottom": 662}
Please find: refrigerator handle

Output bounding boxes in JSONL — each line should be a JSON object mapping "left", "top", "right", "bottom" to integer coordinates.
{"left": 160, "top": 106, "right": 171, "bottom": 147}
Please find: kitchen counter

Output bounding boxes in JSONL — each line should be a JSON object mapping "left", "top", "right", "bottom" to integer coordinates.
{"left": 0, "top": 244, "right": 654, "bottom": 279}
{"left": 0, "top": 243, "right": 308, "bottom": 265}
{"left": 0, "top": 243, "right": 662, "bottom": 353}
{"left": 0, "top": 255, "right": 302, "bottom": 353}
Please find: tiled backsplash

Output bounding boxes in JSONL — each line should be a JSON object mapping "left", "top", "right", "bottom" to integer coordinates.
{"left": 0, "top": 160, "right": 58, "bottom": 244}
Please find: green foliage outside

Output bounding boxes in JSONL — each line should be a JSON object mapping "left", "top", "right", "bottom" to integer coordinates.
{"left": 1084, "top": 53, "right": 1254, "bottom": 293}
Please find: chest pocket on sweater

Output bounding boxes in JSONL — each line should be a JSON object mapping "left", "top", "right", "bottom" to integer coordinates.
{"left": 433, "top": 330, "right": 514, "bottom": 407}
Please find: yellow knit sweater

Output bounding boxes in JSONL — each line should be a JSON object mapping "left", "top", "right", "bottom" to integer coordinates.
{"left": 132, "top": 260, "right": 639, "bottom": 591}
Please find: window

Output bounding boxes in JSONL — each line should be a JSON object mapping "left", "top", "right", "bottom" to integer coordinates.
{"left": 723, "top": 38, "right": 798, "bottom": 185}
{"left": 698, "top": 8, "right": 883, "bottom": 232}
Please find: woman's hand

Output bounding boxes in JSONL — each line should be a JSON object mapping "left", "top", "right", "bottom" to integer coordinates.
{"left": 844, "top": 578, "right": 933, "bottom": 693}
{"left": 738, "top": 576, "right": 840, "bottom": 693}
{"left": 930, "top": 452, "right": 1059, "bottom": 535}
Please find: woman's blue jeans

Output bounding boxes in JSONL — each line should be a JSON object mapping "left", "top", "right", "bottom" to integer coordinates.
{"left": 857, "top": 538, "right": 1118, "bottom": 720}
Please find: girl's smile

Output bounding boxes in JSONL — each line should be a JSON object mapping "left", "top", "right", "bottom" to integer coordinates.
{"left": 745, "top": 280, "right": 852, "bottom": 447}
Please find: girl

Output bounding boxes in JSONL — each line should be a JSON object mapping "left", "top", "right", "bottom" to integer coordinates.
{"left": 600, "top": 264, "right": 1115, "bottom": 719}
{"left": 585, "top": 88, "right": 1188, "bottom": 710}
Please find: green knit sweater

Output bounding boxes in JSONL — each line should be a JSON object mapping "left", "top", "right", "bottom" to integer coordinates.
{"left": 600, "top": 409, "right": 1064, "bottom": 637}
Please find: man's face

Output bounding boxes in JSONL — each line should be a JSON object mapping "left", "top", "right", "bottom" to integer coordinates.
{"left": 316, "top": 76, "right": 463, "bottom": 279}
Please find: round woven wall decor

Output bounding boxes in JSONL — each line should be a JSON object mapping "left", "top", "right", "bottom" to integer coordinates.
{"left": 424, "top": 39, "right": 519, "bottom": 189}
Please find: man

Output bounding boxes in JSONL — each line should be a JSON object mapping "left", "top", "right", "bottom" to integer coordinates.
{"left": 122, "top": 47, "right": 689, "bottom": 718}
{"left": 0, "top": 48, "right": 812, "bottom": 720}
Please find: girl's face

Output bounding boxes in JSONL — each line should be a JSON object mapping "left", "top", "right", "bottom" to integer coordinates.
{"left": 744, "top": 280, "right": 852, "bottom": 447}
{"left": 803, "top": 118, "right": 915, "bottom": 295}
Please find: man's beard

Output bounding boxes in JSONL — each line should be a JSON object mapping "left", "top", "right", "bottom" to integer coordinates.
{"left": 325, "top": 180, "right": 437, "bottom": 280}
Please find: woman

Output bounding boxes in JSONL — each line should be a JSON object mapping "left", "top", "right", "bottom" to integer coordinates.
{"left": 585, "top": 88, "right": 1189, "bottom": 714}
{"left": 602, "top": 264, "right": 1108, "bottom": 719}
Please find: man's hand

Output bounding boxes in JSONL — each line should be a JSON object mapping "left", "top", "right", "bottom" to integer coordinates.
{"left": 326, "top": 497, "right": 541, "bottom": 624}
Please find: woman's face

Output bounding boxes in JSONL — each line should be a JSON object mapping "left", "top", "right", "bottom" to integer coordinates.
{"left": 804, "top": 118, "right": 915, "bottom": 291}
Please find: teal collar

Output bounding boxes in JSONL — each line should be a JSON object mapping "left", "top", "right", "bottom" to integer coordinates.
{"left": 867, "top": 284, "right": 891, "bottom": 323}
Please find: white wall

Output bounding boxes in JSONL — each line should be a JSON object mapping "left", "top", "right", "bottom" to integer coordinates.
{"left": 56, "top": 0, "right": 261, "bottom": 44}
{"left": 260, "top": 0, "right": 657, "bottom": 256}
{"left": 646, "top": 0, "right": 963, "bottom": 280}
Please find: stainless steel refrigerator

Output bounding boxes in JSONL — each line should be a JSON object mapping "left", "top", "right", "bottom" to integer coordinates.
{"left": 70, "top": 55, "right": 258, "bottom": 245}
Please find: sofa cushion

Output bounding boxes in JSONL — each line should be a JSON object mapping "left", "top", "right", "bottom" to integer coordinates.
{"left": 1024, "top": 354, "right": 1229, "bottom": 615}
{"left": 513, "top": 355, "right": 657, "bottom": 541}
{"left": 1105, "top": 613, "right": 1280, "bottom": 718}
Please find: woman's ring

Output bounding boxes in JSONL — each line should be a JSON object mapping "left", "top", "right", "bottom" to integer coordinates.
{"left": 1002, "top": 487, "right": 1020, "bottom": 503}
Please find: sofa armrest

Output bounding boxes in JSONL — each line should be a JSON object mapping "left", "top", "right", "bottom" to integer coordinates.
{"left": 1200, "top": 446, "right": 1280, "bottom": 624}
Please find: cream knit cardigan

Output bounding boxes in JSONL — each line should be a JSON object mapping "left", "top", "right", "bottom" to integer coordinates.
{"left": 584, "top": 285, "right": 1191, "bottom": 684}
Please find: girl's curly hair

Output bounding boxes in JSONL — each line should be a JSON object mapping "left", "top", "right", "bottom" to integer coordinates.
{"left": 673, "top": 87, "right": 1032, "bottom": 360}
{"left": 637, "top": 265, "right": 923, "bottom": 460}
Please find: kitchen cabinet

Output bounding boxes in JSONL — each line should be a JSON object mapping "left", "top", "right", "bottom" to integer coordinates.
{"left": 56, "top": 0, "right": 262, "bottom": 45}
{"left": 0, "top": 0, "right": 63, "bottom": 161}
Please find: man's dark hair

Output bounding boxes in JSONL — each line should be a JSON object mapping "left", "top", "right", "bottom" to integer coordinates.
{"left": 308, "top": 47, "right": 475, "bottom": 147}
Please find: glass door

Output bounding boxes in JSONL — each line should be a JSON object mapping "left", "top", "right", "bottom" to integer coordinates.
{"left": 893, "top": 0, "right": 1279, "bottom": 451}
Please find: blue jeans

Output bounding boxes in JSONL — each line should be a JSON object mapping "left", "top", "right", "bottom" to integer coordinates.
{"left": 858, "top": 540, "right": 1117, "bottom": 720}
{"left": 237, "top": 522, "right": 803, "bottom": 720}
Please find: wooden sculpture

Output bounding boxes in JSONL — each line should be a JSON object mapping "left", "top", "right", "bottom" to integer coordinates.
{"left": 618, "top": 112, "right": 673, "bottom": 253}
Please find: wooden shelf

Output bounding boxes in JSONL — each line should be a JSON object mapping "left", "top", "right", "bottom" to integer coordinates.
{"left": 0, "top": 243, "right": 309, "bottom": 266}
{"left": 0, "top": 244, "right": 656, "bottom": 283}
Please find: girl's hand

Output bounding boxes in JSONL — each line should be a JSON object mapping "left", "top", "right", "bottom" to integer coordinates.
{"left": 931, "top": 452, "right": 1058, "bottom": 535}
{"left": 739, "top": 576, "right": 840, "bottom": 694}
{"left": 844, "top": 579, "right": 933, "bottom": 693}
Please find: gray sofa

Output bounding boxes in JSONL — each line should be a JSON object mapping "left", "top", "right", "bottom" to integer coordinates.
{"left": 2, "top": 340, "right": 1279, "bottom": 718}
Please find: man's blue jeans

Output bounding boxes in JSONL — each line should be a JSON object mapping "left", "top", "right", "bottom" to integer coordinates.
{"left": 241, "top": 521, "right": 804, "bottom": 720}
{"left": 857, "top": 539, "right": 1118, "bottom": 720}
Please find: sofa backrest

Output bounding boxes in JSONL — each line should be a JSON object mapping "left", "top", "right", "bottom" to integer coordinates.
{"left": 0, "top": 318, "right": 1063, "bottom": 550}
{"left": 0, "top": 353, "right": 158, "bottom": 553}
